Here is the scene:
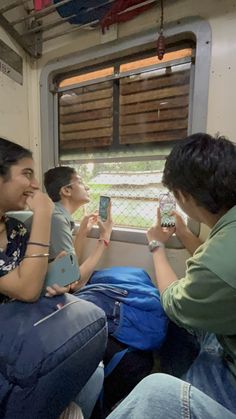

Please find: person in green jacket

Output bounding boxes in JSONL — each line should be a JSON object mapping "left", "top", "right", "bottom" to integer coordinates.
{"left": 107, "top": 133, "right": 236, "bottom": 419}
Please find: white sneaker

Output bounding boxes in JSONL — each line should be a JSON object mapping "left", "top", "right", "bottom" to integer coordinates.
{"left": 59, "top": 402, "right": 84, "bottom": 419}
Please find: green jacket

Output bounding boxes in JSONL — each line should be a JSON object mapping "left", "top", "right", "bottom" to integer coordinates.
{"left": 161, "top": 205, "right": 236, "bottom": 379}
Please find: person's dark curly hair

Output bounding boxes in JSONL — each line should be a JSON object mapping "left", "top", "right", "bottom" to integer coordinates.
{"left": 44, "top": 166, "right": 77, "bottom": 202}
{"left": 162, "top": 133, "right": 236, "bottom": 214}
{"left": 0, "top": 137, "right": 32, "bottom": 180}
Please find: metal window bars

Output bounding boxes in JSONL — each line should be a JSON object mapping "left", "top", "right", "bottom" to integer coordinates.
{"left": 0, "top": 0, "right": 158, "bottom": 58}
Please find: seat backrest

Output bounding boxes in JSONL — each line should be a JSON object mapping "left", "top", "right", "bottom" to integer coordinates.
{"left": 6, "top": 210, "right": 33, "bottom": 223}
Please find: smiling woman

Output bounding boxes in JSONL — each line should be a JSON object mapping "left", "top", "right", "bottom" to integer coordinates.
{"left": 0, "top": 137, "right": 53, "bottom": 302}
{"left": 0, "top": 137, "right": 107, "bottom": 419}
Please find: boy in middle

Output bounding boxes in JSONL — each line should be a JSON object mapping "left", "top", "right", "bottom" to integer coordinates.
{"left": 43, "top": 165, "right": 113, "bottom": 295}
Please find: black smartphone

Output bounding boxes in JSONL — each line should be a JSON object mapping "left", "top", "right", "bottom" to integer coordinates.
{"left": 99, "top": 196, "right": 111, "bottom": 221}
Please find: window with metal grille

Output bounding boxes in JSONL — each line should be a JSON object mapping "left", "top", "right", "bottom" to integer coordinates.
{"left": 57, "top": 45, "right": 194, "bottom": 229}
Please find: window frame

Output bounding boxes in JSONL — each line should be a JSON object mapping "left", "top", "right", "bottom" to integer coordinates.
{"left": 40, "top": 17, "right": 211, "bottom": 247}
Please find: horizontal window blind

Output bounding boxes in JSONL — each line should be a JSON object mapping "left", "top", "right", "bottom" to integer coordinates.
{"left": 59, "top": 80, "right": 113, "bottom": 149}
{"left": 119, "top": 67, "right": 190, "bottom": 145}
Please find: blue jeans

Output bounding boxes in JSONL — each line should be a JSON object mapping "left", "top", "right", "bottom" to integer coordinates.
{"left": 106, "top": 373, "right": 236, "bottom": 419}
{"left": 75, "top": 364, "right": 104, "bottom": 419}
{"left": 183, "top": 332, "right": 236, "bottom": 414}
{"left": 107, "top": 333, "right": 236, "bottom": 418}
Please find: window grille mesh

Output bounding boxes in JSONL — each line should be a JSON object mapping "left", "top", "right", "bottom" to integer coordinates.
{"left": 71, "top": 162, "right": 167, "bottom": 229}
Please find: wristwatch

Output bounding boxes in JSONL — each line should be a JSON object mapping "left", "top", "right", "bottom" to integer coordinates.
{"left": 148, "top": 240, "right": 165, "bottom": 253}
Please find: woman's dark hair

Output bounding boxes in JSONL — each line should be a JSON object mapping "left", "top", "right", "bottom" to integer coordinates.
{"left": 0, "top": 137, "right": 32, "bottom": 179}
{"left": 44, "top": 166, "right": 77, "bottom": 202}
{"left": 162, "top": 133, "right": 236, "bottom": 213}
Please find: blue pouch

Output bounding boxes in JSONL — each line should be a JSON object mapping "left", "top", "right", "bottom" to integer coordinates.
{"left": 53, "top": 0, "right": 112, "bottom": 25}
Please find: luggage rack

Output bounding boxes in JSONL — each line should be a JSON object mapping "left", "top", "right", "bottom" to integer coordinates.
{"left": 0, "top": 0, "right": 158, "bottom": 58}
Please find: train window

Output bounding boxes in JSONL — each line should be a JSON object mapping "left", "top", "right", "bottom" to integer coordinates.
{"left": 40, "top": 17, "right": 211, "bottom": 240}
{"left": 57, "top": 46, "right": 193, "bottom": 229}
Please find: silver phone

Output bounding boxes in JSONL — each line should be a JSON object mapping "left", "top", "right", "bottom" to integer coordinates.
{"left": 44, "top": 253, "right": 80, "bottom": 289}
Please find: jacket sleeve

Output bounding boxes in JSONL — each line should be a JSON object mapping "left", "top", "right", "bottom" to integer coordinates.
{"left": 161, "top": 260, "right": 236, "bottom": 335}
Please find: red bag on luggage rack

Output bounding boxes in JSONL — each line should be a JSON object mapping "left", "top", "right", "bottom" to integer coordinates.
{"left": 34, "top": 0, "right": 52, "bottom": 11}
{"left": 100, "top": 0, "right": 155, "bottom": 33}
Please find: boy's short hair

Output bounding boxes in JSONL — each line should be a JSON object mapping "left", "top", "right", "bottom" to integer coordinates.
{"left": 44, "top": 166, "right": 77, "bottom": 202}
{"left": 162, "top": 133, "right": 236, "bottom": 213}
{"left": 0, "top": 137, "right": 32, "bottom": 179}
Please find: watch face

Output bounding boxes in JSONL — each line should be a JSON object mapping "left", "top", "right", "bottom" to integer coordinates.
{"left": 149, "top": 240, "right": 159, "bottom": 252}
{"left": 148, "top": 240, "right": 164, "bottom": 252}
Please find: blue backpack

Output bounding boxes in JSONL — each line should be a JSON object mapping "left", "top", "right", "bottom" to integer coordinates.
{"left": 77, "top": 266, "right": 168, "bottom": 375}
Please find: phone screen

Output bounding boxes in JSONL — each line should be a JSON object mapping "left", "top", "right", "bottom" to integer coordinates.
{"left": 99, "top": 196, "right": 110, "bottom": 221}
{"left": 159, "top": 193, "right": 176, "bottom": 227}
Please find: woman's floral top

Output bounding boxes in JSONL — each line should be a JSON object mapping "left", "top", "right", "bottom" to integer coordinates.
{"left": 0, "top": 216, "right": 29, "bottom": 303}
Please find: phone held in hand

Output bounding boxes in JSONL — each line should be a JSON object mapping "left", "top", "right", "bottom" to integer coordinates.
{"left": 159, "top": 193, "right": 176, "bottom": 227}
{"left": 44, "top": 253, "right": 80, "bottom": 290}
{"left": 99, "top": 196, "right": 110, "bottom": 221}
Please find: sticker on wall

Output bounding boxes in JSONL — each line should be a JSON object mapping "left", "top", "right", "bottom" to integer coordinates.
{"left": 0, "top": 40, "right": 23, "bottom": 85}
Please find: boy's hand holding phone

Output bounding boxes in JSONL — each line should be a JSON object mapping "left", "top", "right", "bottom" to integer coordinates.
{"left": 76, "top": 212, "right": 98, "bottom": 239}
{"left": 147, "top": 207, "right": 175, "bottom": 244}
{"left": 173, "top": 211, "right": 190, "bottom": 239}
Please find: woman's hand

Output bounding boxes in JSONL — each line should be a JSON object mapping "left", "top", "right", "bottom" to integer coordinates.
{"left": 45, "top": 280, "right": 79, "bottom": 297}
{"left": 97, "top": 202, "right": 113, "bottom": 242}
{"left": 147, "top": 207, "right": 175, "bottom": 244}
{"left": 76, "top": 212, "right": 98, "bottom": 239}
{"left": 45, "top": 283, "right": 71, "bottom": 297}
{"left": 26, "top": 190, "right": 54, "bottom": 215}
